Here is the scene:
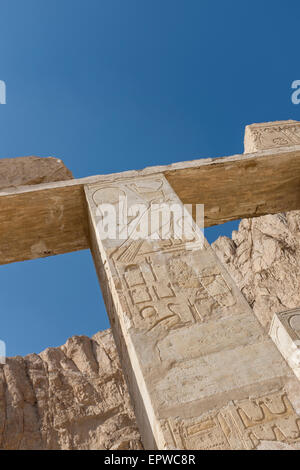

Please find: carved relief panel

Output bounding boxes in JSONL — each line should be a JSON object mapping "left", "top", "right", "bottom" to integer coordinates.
{"left": 161, "top": 391, "right": 300, "bottom": 450}
{"left": 244, "top": 120, "right": 300, "bottom": 153}
{"left": 85, "top": 174, "right": 300, "bottom": 450}
{"left": 85, "top": 175, "right": 237, "bottom": 337}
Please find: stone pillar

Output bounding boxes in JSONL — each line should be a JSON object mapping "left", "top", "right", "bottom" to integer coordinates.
{"left": 85, "top": 174, "right": 300, "bottom": 450}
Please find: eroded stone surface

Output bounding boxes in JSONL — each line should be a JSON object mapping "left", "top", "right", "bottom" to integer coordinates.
{"left": 212, "top": 210, "right": 300, "bottom": 331}
{"left": 0, "top": 331, "right": 142, "bottom": 450}
{"left": 0, "top": 156, "right": 73, "bottom": 190}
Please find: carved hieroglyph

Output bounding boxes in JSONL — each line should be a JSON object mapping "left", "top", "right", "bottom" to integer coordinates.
{"left": 270, "top": 309, "right": 300, "bottom": 381}
{"left": 161, "top": 391, "right": 300, "bottom": 450}
{"left": 85, "top": 174, "right": 300, "bottom": 450}
{"left": 244, "top": 120, "right": 300, "bottom": 153}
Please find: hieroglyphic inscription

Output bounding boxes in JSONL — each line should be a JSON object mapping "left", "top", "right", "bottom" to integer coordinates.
{"left": 88, "top": 176, "right": 236, "bottom": 334}
{"left": 245, "top": 120, "right": 300, "bottom": 153}
{"left": 119, "top": 257, "right": 195, "bottom": 332}
{"left": 85, "top": 173, "right": 300, "bottom": 450}
{"left": 162, "top": 391, "right": 300, "bottom": 450}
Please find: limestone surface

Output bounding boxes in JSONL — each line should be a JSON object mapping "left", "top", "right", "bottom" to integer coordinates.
{"left": 0, "top": 331, "right": 142, "bottom": 450}
{"left": 244, "top": 120, "right": 300, "bottom": 153}
{"left": 1, "top": 123, "right": 300, "bottom": 450}
{"left": 86, "top": 174, "right": 300, "bottom": 450}
{"left": 0, "top": 156, "right": 73, "bottom": 190}
{"left": 212, "top": 210, "right": 300, "bottom": 331}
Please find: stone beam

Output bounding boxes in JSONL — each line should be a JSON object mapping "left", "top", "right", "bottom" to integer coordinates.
{"left": 85, "top": 174, "right": 300, "bottom": 450}
{"left": 1, "top": 143, "right": 300, "bottom": 265}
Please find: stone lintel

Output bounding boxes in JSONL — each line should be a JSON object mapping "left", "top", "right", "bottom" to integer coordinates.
{"left": 1, "top": 144, "right": 300, "bottom": 265}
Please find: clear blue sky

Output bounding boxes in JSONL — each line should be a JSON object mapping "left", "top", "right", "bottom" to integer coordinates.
{"left": 1, "top": 0, "right": 299, "bottom": 356}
